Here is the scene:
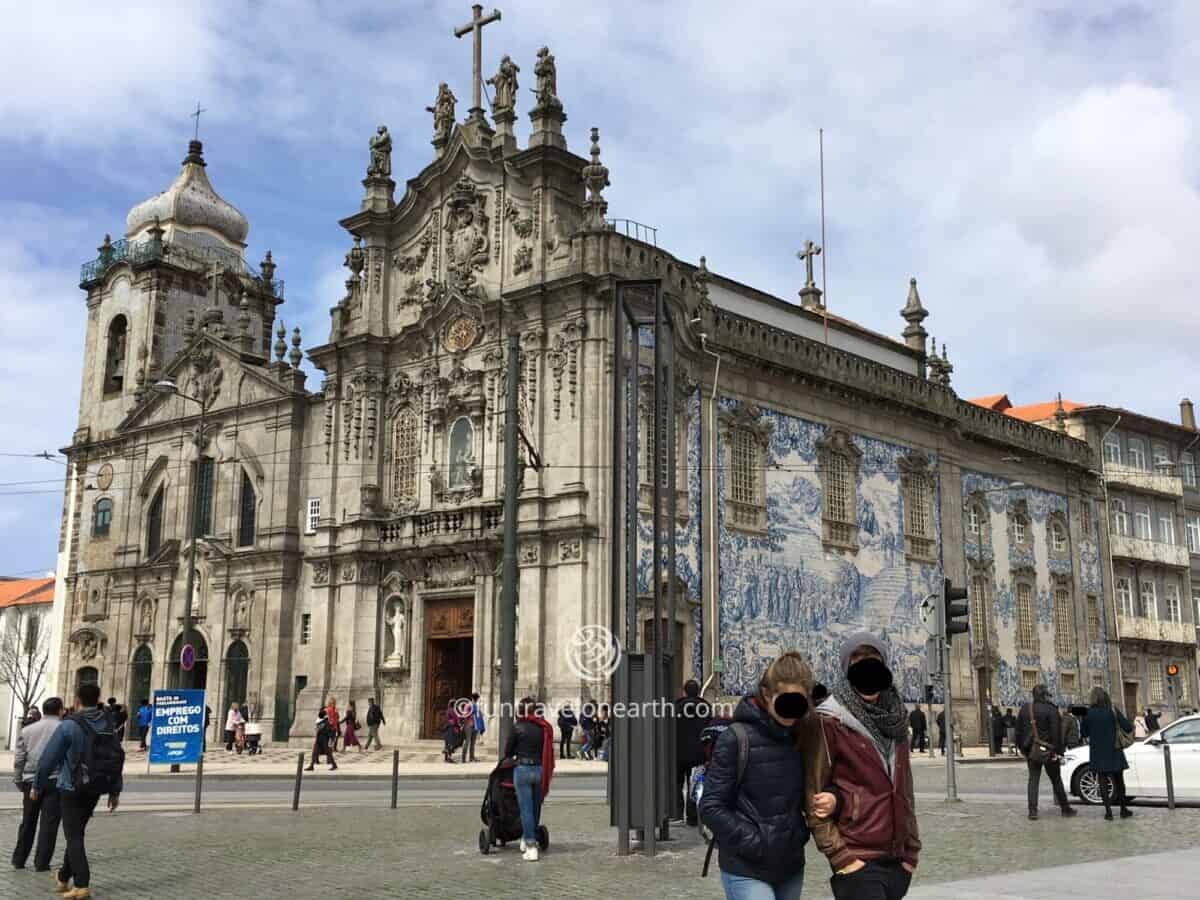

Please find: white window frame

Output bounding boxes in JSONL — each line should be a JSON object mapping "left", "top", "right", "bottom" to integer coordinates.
{"left": 1186, "top": 516, "right": 1200, "bottom": 554}
{"left": 1112, "top": 498, "right": 1129, "bottom": 536}
{"left": 1117, "top": 577, "right": 1136, "bottom": 617}
{"left": 1134, "top": 504, "right": 1152, "bottom": 540}
{"left": 306, "top": 497, "right": 321, "bottom": 534}
{"left": 1166, "top": 582, "right": 1183, "bottom": 624}
{"left": 1128, "top": 438, "right": 1147, "bottom": 471}
{"left": 1194, "top": 585, "right": 1200, "bottom": 626}
{"left": 1141, "top": 579, "right": 1158, "bottom": 621}
{"left": 1153, "top": 444, "right": 1172, "bottom": 472}
{"left": 1013, "top": 516, "right": 1028, "bottom": 546}
{"left": 1160, "top": 513, "right": 1175, "bottom": 546}
{"left": 1104, "top": 435, "right": 1122, "bottom": 466}
{"left": 1182, "top": 452, "right": 1197, "bottom": 488}
{"left": 1051, "top": 521, "right": 1068, "bottom": 553}
{"left": 967, "top": 504, "right": 981, "bottom": 536}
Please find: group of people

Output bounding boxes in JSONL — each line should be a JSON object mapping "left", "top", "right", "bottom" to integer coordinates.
{"left": 441, "top": 693, "right": 485, "bottom": 763}
{"left": 307, "top": 696, "right": 388, "bottom": 770}
{"left": 11, "top": 682, "right": 126, "bottom": 899}
{"left": 556, "top": 702, "right": 611, "bottom": 760}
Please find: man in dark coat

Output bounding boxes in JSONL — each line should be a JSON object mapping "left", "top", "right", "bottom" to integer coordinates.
{"left": 675, "top": 679, "right": 712, "bottom": 825}
{"left": 908, "top": 706, "right": 927, "bottom": 752}
{"left": 990, "top": 706, "right": 1005, "bottom": 755}
{"left": 1015, "top": 685, "right": 1075, "bottom": 820}
{"left": 935, "top": 710, "right": 946, "bottom": 755}
{"left": 1144, "top": 708, "right": 1160, "bottom": 734}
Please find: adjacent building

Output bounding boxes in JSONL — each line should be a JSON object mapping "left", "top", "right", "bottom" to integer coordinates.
{"left": 0, "top": 576, "right": 55, "bottom": 749}
{"left": 49, "top": 28, "right": 1109, "bottom": 747}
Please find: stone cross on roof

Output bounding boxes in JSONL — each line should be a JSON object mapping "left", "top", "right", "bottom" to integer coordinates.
{"left": 797, "top": 239, "right": 822, "bottom": 288}
{"left": 454, "top": 4, "right": 502, "bottom": 118}
{"left": 191, "top": 101, "right": 206, "bottom": 141}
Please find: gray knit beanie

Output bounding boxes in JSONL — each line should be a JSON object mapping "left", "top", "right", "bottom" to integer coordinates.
{"left": 839, "top": 631, "right": 890, "bottom": 673}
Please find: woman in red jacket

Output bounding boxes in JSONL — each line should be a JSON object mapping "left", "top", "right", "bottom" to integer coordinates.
{"left": 805, "top": 631, "right": 920, "bottom": 900}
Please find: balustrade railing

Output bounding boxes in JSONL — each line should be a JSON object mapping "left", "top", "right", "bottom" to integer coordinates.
{"left": 378, "top": 503, "right": 503, "bottom": 545}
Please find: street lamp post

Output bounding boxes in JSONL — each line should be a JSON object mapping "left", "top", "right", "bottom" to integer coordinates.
{"left": 153, "top": 379, "right": 209, "bottom": 768}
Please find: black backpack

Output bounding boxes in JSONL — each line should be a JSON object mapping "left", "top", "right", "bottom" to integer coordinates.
{"left": 71, "top": 713, "right": 125, "bottom": 795}
{"left": 701, "top": 722, "right": 750, "bottom": 877}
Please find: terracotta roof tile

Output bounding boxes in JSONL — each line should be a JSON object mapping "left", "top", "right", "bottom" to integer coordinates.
{"left": 0, "top": 576, "right": 55, "bottom": 609}
{"left": 968, "top": 394, "right": 1013, "bottom": 413}
{"left": 1005, "top": 400, "right": 1086, "bottom": 423}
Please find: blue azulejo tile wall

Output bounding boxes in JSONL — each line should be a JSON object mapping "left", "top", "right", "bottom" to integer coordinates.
{"left": 716, "top": 400, "right": 941, "bottom": 702}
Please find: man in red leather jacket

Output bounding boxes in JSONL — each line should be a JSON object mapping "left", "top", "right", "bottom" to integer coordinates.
{"left": 804, "top": 631, "right": 919, "bottom": 900}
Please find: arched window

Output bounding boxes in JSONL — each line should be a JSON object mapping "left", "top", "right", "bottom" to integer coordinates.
{"left": 237, "top": 470, "right": 256, "bottom": 547}
{"left": 391, "top": 409, "right": 419, "bottom": 501}
{"left": 103, "top": 315, "right": 128, "bottom": 394}
{"left": 93, "top": 498, "right": 113, "bottom": 537}
{"left": 224, "top": 640, "right": 250, "bottom": 708}
{"left": 817, "top": 429, "right": 861, "bottom": 551}
{"left": 194, "top": 457, "right": 215, "bottom": 536}
{"left": 129, "top": 644, "right": 153, "bottom": 712}
{"left": 969, "top": 572, "right": 992, "bottom": 645}
{"left": 448, "top": 417, "right": 474, "bottom": 489}
{"left": 168, "top": 632, "right": 209, "bottom": 691}
{"left": 147, "top": 486, "right": 164, "bottom": 558}
{"left": 76, "top": 666, "right": 99, "bottom": 691}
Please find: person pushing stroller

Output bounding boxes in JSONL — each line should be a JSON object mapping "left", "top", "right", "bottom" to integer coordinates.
{"left": 501, "top": 697, "right": 555, "bottom": 862}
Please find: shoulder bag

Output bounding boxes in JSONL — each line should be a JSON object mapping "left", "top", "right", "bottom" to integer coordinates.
{"left": 1027, "top": 706, "right": 1057, "bottom": 764}
{"left": 1114, "top": 711, "right": 1135, "bottom": 750}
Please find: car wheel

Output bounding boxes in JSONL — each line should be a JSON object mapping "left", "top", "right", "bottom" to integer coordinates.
{"left": 1075, "top": 767, "right": 1111, "bottom": 805}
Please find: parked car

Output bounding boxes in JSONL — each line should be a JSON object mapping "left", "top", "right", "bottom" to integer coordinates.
{"left": 1062, "top": 713, "right": 1200, "bottom": 804}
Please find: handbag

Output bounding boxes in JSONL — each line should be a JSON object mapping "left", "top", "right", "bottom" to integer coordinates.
{"left": 1115, "top": 713, "right": 1135, "bottom": 750}
{"left": 1027, "top": 705, "right": 1057, "bottom": 764}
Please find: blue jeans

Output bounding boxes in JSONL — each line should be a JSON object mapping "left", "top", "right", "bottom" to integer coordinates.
{"left": 720, "top": 869, "right": 806, "bottom": 900}
{"left": 513, "top": 764, "right": 543, "bottom": 843}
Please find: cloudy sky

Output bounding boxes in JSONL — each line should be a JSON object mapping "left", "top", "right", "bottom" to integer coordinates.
{"left": 2, "top": 1, "right": 1198, "bottom": 577}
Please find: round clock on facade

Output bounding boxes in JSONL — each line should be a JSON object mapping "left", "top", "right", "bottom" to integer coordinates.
{"left": 444, "top": 316, "right": 480, "bottom": 352}
{"left": 96, "top": 463, "right": 114, "bottom": 491}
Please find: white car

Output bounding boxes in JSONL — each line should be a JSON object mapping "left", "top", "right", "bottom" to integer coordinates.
{"left": 1062, "top": 713, "right": 1200, "bottom": 804}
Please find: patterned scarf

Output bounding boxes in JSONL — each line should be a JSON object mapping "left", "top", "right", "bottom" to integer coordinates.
{"left": 834, "top": 680, "right": 909, "bottom": 752}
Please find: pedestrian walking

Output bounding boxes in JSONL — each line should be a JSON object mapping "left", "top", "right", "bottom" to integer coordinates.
{"left": 935, "top": 709, "right": 945, "bottom": 755}
{"left": 224, "top": 702, "right": 244, "bottom": 752}
{"left": 12, "top": 697, "right": 65, "bottom": 872}
{"left": 1003, "top": 708, "right": 1017, "bottom": 755}
{"left": 104, "top": 699, "right": 127, "bottom": 744}
{"left": 503, "top": 697, "right": 555, "bottom": 862}
{"left": 134, "top": 700, "right": 152, "bottom": 751}
{"left": 990, "top": 705, "right": 1005, "bottom": 755}
{"left": 908, "top": 706, "right": 927, "bottom": 753}
{"left": 342, "top": 701, "right": 363, "bottom": 752}
{"left": 1015, "top": 685, "right": 1076, "bottom": 820}
{"left": 324, "top": 697, "right": 340, "bottom": 752}
{"left": 699, "top": 651, "right": 833, "bottom": 899}
{"left": 305, "top": 710, "right": 338, "bottom": 771}
{"left": 363, "top": 697, "right": 386, "bottom": 751}
{"left": 806, "top": 632, "right": 919, "bottom": 900}
{"left": 1144, "top": 708, "right": 1160, "bottom": 734}
{"left": 442, "top": 701, "right": 462, "bottom": 763}
{"left": 675, "top": 679, "right": 712, "bottom": 826}
{"left": 594, "top": 704, "right": 610, "bottom": 761}
{"left": 557, "top": 703, "right": 578, "bottom": 759}
{"left": 1082, "top": 688, "right": 1134, "bottom": 821}
{"left": 33, "top": 683, "right": 125, "bottom": 899}
{"left": 461, "top": 692, "right": 481, "bottom": 762}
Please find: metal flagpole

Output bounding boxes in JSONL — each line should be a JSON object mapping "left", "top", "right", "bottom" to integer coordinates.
{"left": 820, "top": 128, "right": 829, "bottom": 346}
{"left": 498, "top": 332, "right": 520, "bottom": 758}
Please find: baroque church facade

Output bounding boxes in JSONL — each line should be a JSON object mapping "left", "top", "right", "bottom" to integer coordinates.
{"left": 49, "top": 31, "right": 1114, "bottom": 747}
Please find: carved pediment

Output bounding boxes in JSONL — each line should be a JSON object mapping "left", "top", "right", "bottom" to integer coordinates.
{"left": 718, "top": 401, "right": 774, "bottom": 446}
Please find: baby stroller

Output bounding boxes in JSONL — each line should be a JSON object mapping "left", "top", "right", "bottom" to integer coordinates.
{"left": 691, "top": 717, "right": 733, "bottom": 841}
{"left": 244, "top": 721, "right": 263, "bottom": 755}
{"left": 478, "top": 759, "right": 549, "bottom": 855}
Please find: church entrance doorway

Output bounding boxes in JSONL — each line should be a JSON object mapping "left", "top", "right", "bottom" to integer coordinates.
{"left": 422, "top": 597, "right": 474, "bottom": 739}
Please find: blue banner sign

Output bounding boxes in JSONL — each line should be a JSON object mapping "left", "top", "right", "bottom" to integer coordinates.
{"left": 149, "top": 689, "right": 206, "bottom": 765}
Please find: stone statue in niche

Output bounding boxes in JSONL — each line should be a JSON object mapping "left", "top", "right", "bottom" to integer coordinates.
{"left": 233, "top": 593, "right": 251, "bottom": 629}
{"left": 139, "top": 599, "right": 153, "bottom": 634}
{"left": 367, "top": 125, "right": 392, "bottom": 177}
{"left": 385, "top": 598, "right": 408, "bottom": 665}
{"left": 448, "top": 417, "right": 476, "bottom": 489}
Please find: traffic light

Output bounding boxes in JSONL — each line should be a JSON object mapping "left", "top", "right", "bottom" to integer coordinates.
{"left": 944, "top": 578, "right": 970, "bottom": 640}
{"left": 1166, "top": 663, "right": 1180, "bottom": 695}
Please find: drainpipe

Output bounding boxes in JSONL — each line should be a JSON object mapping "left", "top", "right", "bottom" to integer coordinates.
{"left": 696, "top": 328, "right": 722, "bottom": 698}
{"left": 1098, "top": 416, "right": 1125, "bottom": 701}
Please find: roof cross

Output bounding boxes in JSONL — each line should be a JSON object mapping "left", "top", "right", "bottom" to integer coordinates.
{"left": 191, "top": 101, "right": 207, "bottom": 141}
{"left": 797, "top": 239, "right": 822, "bottom": 288}
{"left": 454, "top": 4, "right": 502, "bottom": 114}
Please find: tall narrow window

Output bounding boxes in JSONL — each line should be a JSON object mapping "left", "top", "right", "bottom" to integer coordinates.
{"left": 730, "top": 428, "right": 759, "bottom": 505}
{"left": 1013, "top": 515, "right": 1029, "bottom": 547}
{"left": 901, "top": 459, "right": 935, "bottom": 561}
{"left": 146, "top": 486, "right": 164, "bottom": 558}
{"left": 300, "top": 613, "right": 312, "bottom": 645}
{"left": 817, "top": 430, "right": 861, "bottom": 550}
{"left": 237, "top": 470, "right": 256, "bottom": 547}
{"left": 1111, "top": 498, "right": 1129, "bottom": 536}
{"left": 1166, "top": 582, "right": 1183, "bottom": 624}
{"left": 1160, "top": 513, "right": 1175, "bottom": 546}
{"left": 1187, "top": 516, "right": 1200, "bottom": 554}
{"left": 1116, "top": 577, "right": 1135, "bottom": 617}
{"left": 1104, "top": 435, "right": 1121, "bottom": 466}
{"left": 1134, "top": 504, "right": 1152, "bottom": 540}
{"left": 1141, "top": 579, "right": 1158, "bottom": 620}
{"left": 1054, "top": 587, "right": 1075, "bottom": 657}
{"left": 390, "top": 409, "right": 419, "bottom": 502}
{"left": 93, "top": 498, "right": 113, "bottom": 537}
{"left": 193, "top": 457, "right": 215, "bottom": 536}
{"left": 1128, "top": 439, "right": 1147, "bottom": 471}
{"left": 970, "top": 573, "right": 992, "bottom": 645}
{"left": 1182, "top": 452, "right": 1197, "bottom": 488}
{"left": 103, "top": 315, "right": 128, "bottom": 394}
{"left": 306, "top": 498, "right": 321, "bottom": 534}
{"left": 1150, "top": 662, "right": 1164, "bottom": 701}
{"left": 1021, "top": 668, "right": 1039, "bottom": 693}
{"left": 1086, "top": 594, "right": 1101, "bottom": 641}
{"left": 1081, "top": 500, "right": 1093, "bottom": 538}
{"left": 1050, "top": 520, "right": 1068, "bottom": 553}
{"left": 1016, "top": 583, "right": 1037, "bottom": 651}
{"left": 967, "top": 504, "right": 981, "bottom": 536}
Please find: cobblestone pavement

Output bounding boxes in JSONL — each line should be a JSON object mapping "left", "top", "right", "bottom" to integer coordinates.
{"left": 3, "top": 791, "right": 1198, "bottom": 899}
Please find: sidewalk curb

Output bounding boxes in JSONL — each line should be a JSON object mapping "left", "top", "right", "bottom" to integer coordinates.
{"left": 1, "top": 768, "right": 607, "bottom": 782}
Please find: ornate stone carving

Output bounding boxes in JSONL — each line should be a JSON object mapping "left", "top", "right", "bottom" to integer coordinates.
{"left": 444, "top": 316, "right": 481, "bottom": 353}
{"left": 486, "top": 55, "right": 519, "bottom": 114}
{"left": 312, "top": 561, "right": 330, "bottom": 586}
{"left": 505, "top": 197, "right": 534, "bottom": 238}
{"left": 232, "top": 591, "right": 251, "bottom": 630}
{"left": 533, "top": 46, "right": 561, "bottom": 112}
{"left": 341, "top": 563, "right": 357, "bottom": 583}
{"left": 443, "top": 177, "right": 490, "bottom": 292}
{"left": 384, "top": 596, "right": 409, "bottom": 666}
{"left": 559, "top": 539, "right": 582, "bottom": 561}
{"left": 76, "top": 632, "right": 100, "bottom": 661}
{"left": 424, "top": 554, "right": 476, "bottom": 588}
{"left": 137, "top": 597, "right": 154, "bottom": 635}
{"left": 519, "top": 542, "right": 539, "bottom": 565}
{"left": 367, "top": 125, "right": 392, "bottom": 177}
{"left": 581, "top": 127, "right": 610, "bottom": 230}
{"left": 513, "top": 244, "right": 533, "bottom": 275}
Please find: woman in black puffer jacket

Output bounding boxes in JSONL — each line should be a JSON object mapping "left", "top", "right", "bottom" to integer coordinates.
{"left": 700, "top": 652, "right": 835, "bottom": 899}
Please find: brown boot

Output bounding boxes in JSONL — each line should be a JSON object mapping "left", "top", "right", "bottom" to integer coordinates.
{"left": 62, "top": 888, "right": 91, "bottom": 899}
{"left": 53, "top": 874, "right": 70, "bottom": 893}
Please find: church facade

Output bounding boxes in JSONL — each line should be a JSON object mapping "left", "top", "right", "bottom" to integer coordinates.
{"left": 49, "top": 31, "right": 1115, "bottom": 747}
